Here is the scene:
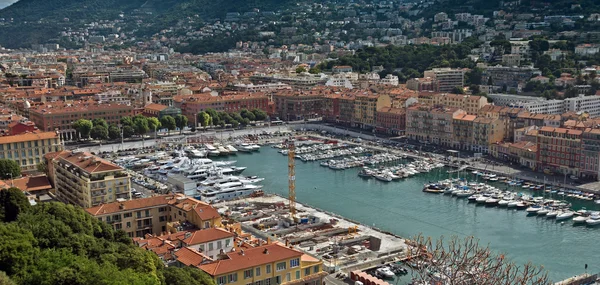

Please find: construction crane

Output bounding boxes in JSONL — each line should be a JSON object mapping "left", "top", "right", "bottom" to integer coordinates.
{"left": 287, "top": 139, "right": 297, "bottom": 222}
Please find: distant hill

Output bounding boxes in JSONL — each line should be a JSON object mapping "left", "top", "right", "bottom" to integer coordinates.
{"left": 0, "top": 0, "right": 293, "bottom": 48}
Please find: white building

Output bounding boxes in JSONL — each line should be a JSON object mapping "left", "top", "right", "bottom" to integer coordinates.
{"left": 489, "top": 93, "right": 600, "bottom": 116}
{"left": 564, "top": 95, "right": 600, "bottom": 116}
{"left": 180, "top": 228, "right": 235, "bottom": 260}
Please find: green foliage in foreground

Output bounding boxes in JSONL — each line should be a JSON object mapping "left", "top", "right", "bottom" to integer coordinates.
{"left": 0, "top": 190, "right": 215, "bottom": 285}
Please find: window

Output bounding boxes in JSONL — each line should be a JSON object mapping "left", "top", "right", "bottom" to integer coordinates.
{"left": 145, "top": 209, "right": 150, "bottom": 217}
{"left": 285, "top": 273, "right": 290, "bottom": 282}
{"left": 290, "top": 258, "right": 299, "bottom": 268}
{"left": 255, "top": 281, "right": 262, "bottom": 285}
{"left": 126, "top": 222, "right": 131, "bottom": 228}
{"left": 276, "top": 262, "right": 286, "bottom": 271}
{"left": 208, "top": 243, "right": 214, "bottom": 251}
{"left": 115, "top": 223, "right": 122, "bottom": 230}
{"left": 217, "top": 241, "right": 222, "bottom": 249}
{"left": 275, "top": 276, "right": 280, "bottom": 284}
{"left": 136, "top": 211, "right": 142, "bottom": 218}
{"left": 266, "top": 265, "right": 271, "bottom": 274}
{"left": 244, "top": 269, "right": 253, "bottom": 279}
{"left": 313, "top": 266, "right": 319, "bottom": 273}
{"left": 255, "top": 267, "right": 261, "bottom": 277}
{"left": 305, "top": 268, "right": 310, "bottom": 276}
{"left": 228, "top": 273, "right": 238, "bottom": 283}
{"left": 295, "top": 271, "right": 299, "bottom": 280}
{"left": 159, "top": 216, "right": 166, "bottom": 222}
{"left": 265, "top": 279, "right": 271, "bottom": 285}
{"left": 199, "top": 245, "right": 205, "bottom": 251}
{"left": 124, "top": 212, "right": 132, "bottom": 218}
{"left": 217, "top": 276, "right": 227, "bottom": 285}
{"left": 225, "top": 238, "right": 231, "bottom": 248}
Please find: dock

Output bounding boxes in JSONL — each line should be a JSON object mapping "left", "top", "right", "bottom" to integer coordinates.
{"left": 554, "top": 273, "right": 598, "bottom": 285}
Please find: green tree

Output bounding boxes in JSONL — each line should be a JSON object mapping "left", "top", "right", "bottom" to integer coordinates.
{"left": 91, "top": 118, "right": 108, "bottom": 129}
{"left": 175, "top": 115, "right": 188, "bottom": 134}
{"left": 205, "top": 109, "right": 221, "bottom": 126}
{"left": 122, "top": 126, "right": 135, "bottom": 138}
{"left": 308, "top": 67, "right": 321, "bottom": 74}
{"left": 162, "top": 266, "right": 216, "bottom": 285}
{"left": 108, "top": 124, "right": 121, "bottom": 140}
{"left": 252, "top": 109, "right": 268, "bottom": 121}
{"left": 36, "top": 161, "right": 48, "bottom": 176}
{"left": 295, "top": 66, "right": 307, "bottom": 73}
{"left": 0, "top": 187, "right": 30, "bottom": 223}
{"left": 0, "top": 223, "right": 36, "bottom": 275}
{"left": 452, "top": 86, "right": 465, "bottom": 94}
{"left": 0, "top": 271, "right": 16, "bottom": 285}
{"left": 120, "top": 116, "right": 133, "bottom": 127}
{"left": 160, "top": 116, "right": 176, "bottom": 131}
{"left": 197, "top": 112, "right": 212, "bottom": 127}
{"left": 90, "top": 125, "right": 109, "bottom": 140}
{"left": 147, "top": 117, "right": 161, "bottom": 132}
{"left": 132, "top": 116, "right": 150, "bottom": 137}
{"left": 240, "top": 109, "right": 256, "bottom": 121}
{"left": 0, "top": 160, "right": 20, "bottom": 180}
{"left": 73, "top": 119, "right": 93, "bottom": 139}
{"left": 230, "top": 112, "right": 245, "bottom": 126}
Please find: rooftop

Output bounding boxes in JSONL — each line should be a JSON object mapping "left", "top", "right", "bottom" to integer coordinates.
{"left": 0, "top": 131, "right": 58, "bottom": 145}
{"left": 86, "top": 194, "right": 183, "bottom": 215}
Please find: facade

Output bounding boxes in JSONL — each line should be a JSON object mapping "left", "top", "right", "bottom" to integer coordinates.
{"left": 406, "top": 105, "right": 465, "bottom": 147}
{"left": 174, "top": 93, "right": 269, "bottom": 124}
{"left": 0, "top": 131, "right": 61, "bottom": 171}
{"left": 430, "top": 94, "right": 488, "bottom": 115}
{"left": 581, "top": 128, "right": 600, "bottom": 181}
{"left": 423, "top": 68, "right": 465, "bottom": 93}
{"left": 452, "top": 114, "right": 476, "bottom": 151}
{"left": 86, "top": 194, "right": 222, "bottom": 238}
{"left": 353, "top": 94, "right": 392, "bottom": 129}
{"left": 28, "top": 101, "right": 133, "bottom": 141}
{"left": 197, "top": 243, "right": 325, "bottom": 285}
{"left": 536, "top": 127, "right": 582, "bottom": 176}
{"left": 406, "top": 77, "right": 436, "bottom": 92}
{"left": 181, "top": 228, "right": 235, "bottom": 259}
{"left": 143, "top": 103, "right": 182, "bottom": 119}
{"left": 49, "top": 150, "right": 131, "bottom": 208}
{"left": 482, "top": 65, "right": 541, "bottom": 89}
{"left": 471, "top": 117, "right": 505, "bottom": 153}
{"left": 272, "top": 92, "right": 325, "bottom": 121}
{"left": 375, "top": 107, "right": 406, "bottom": 135}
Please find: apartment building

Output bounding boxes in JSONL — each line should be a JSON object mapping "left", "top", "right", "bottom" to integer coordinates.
{"left": 49, "top": 150, "right": 131, "bottom": 208}
{"left": 430, "top": 94, "right": 489, "bottom": 115}
{"left": 581, "top": 128, "right": 600, "bottom": 181}
{"left": 375, "top": 107, "right": 405, "bottom": 135}
{"left": 0, "top": 131, "right": 61, "bottom": 171}
{"left": 406, "top": 105, "right": 466, "bottom": 147}
{"left": 28, "top": 101, "right": 134, "bottom": 141}
{"left": 481, "top": 65, "right": 541, "bottom": 89}
{"left": 272, "top": 91, "right": 325, "bottom": 121}
{"left": 423, "top": 68, "right": 465, "bottom": 93}
{"left": 536, "top": 127, "right": 582, "bottom": 176}
{"left": 86, "top": 194, "right": 222, "bottom": 238}
{"left": 406, "top": 77, "right": 436, "bottom": 92}
{"left": 472, "top": 117, "right": 505, "bottom": 154}
{"left": 353, "top": 94, "right": 392, "bottom": 129}
{"left": 452, "top": 114, "right": 476, "bottom": 151}
{"left": 173, "top": 92, "right": 269, "bottom": 124}
{"left": 196, "top": 242, "right": 325, "bottom": 285}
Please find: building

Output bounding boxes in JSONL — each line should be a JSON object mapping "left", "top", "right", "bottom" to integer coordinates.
{"left": 353, "top": 94, "right": 392, "bottom": 129}
{"left": 375, "top": 107, "right": 405, "bottom": 135}
{"left": 272, "top": 91, "right": 325, "bottom": 121}
{"left": 0, "top": 175, "right": 53, "bottom": 197}
{"left": 196, "top": 242, "right": 326, "bottom": 285}
{"left": 564, "top": 95, "right": 600, "bottom": 117}
{"left": 575, "top": 44, "right": 600, "bottom": 56}
{"left": 86, "top": 194, "right": 222, "bottom": 238}
{"left": 406, "top": 105, "right": 465, "bottom": 147}
{"left": 430, "top": 94, "right": 489, "bottom": 115}
{"left": 471, "top": 117, "right": 505, "bottom": 153}
{"left": 143, "top": 103, "right": 182, "bottom": 119}
{"left": 423, "top": 68, "right": 465, "bottom": 93}
{"left": 332, "top": 66, "right": 353, "bottom": 73}
{"left": 581, "top": 128, "right": 600, "bottom": 181}
{"left": 481, "top": 65, "right": 541, "bottom": 89}
{"left": 406, "top": 77, "right": 436, "bottom": 92}
{"left": 536, "top": 127, "right": 582, "bottom": 176}
{"left": 49, "top": 150, "right": 131, "bottom": 208}
{"left": 173, "top": 92, "right": 269, "bottom": 124}
{"left": 28, "top": 101, "right": 133, "bottom": 141}
{"left": 452, "top": 114, "right": 476, "bottom": 151}
{"left": 0, "top": 131, "right": 61, "bottom": 171}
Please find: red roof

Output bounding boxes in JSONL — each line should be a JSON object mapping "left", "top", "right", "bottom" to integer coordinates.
{"left": 181, "top": 228, "right": 234, "bottom": 246}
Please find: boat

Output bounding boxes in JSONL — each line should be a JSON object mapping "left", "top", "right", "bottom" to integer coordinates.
{"left": 423, "top": 184, "right": 445, "bottom": 193}
{"left": 556, "top": 211, "right": 574, "bottom": 221}
{"left": 237, "top": 143, "right": 254, "bottom": 152}
{"left": 536, "top": 208, "right": 550, "bottom": 216}
{"left": 507, "top": 201, "right": 519, "bottom": 208}
{"left": 586, "top": 215, "right": 600, "bottom": 226}
{"left": 476, "top": 195, "right": 490, "bottom": 204}
{"left": 573, "top": 215, "right": 588, "bottom": 224}
{"left": 375, "top": 267, "right": 395, "bottom": 279}
{"left": 454, "top": 189, "right": 474, "bottom": 198}
{"left": 526, "top": 205, "right": 542, "bottom": 213}
{"left": 546, "top": 211, "right": 559, "bottom": 218}
{"left": 358, "top": 168, "right": 373, "bottom": 178}
{"left": 485, "top": 197, "right": 499, "bottom": 206}
{"left": 374, "top": 173, "right": 393, "bottom": 182}
{"left": 226, "top": 145, "right": 238, "bottom": 153}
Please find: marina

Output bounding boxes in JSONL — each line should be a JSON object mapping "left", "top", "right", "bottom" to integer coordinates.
{"left": 210, "top": 144, "right": 600, "bottom": 282}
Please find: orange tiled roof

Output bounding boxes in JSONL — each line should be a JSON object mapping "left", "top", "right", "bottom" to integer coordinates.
{"left": 1, "top": 175, "right": 52, "bottom": 192}
{"left": 0, "top": 131, "right": 58, "bottom": 145}
{"left": 86, "top": 194, "right": 182, "bottom": 215}
{"left": 144, "top": 103, "right": 168, "bottom": 112}
{"left": 198, "top": 243, "right": 303, "bottom": 276}
{"left": 54, "top": 150, "right": 123, "bottom": 175}
{"left": 181, "top": 228, "right": 234, "bottom": 246}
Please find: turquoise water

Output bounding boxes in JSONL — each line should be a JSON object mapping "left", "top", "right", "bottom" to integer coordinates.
{"left": 221, "top": 148, "right": 600, "bottom": 282}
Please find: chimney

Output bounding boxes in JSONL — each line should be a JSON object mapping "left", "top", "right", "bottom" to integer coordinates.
{"left": 240, "top": 249, "right": 245, "bottom": 256}
{"left": 263, "top": 248, "right": 269, "bottom": 255}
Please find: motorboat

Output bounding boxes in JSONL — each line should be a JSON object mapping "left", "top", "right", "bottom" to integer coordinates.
{"left": 536, "top": 208, "right": 549, "bottom": 216}
{"left": 226, "top": 145, "right": 238, "bottom": 153}
{"left": 249, "top": 144, "right": 261, "bottom": 151}
{"left": 507, "top": 201, "right": 519, "bottom": 208}
{"left": 454, "top": 189, "right": 474, "bottom": 198}
{"left": 546, "top": 211, "right": 559, "bottom": 218}
{"left": 476, "top": 195, "right": 490, "bottom": 204}
{"left": 485, "top": 197, "right": 499, "bottom": 206}
{"left": 374, "top": 173, "right": 393, "bottom": 182}
{"left": 573, "top": 215, "right": 589, "bottom": 224}
{"left": 526, "top": 205, "right": 542, "bottom": 213}
{"left": 586, "top": 215, "right": 600, "bottom": 226}
{"left": 556, "top": 211, "right": 574, "bottom": 221}
{"left": 375, "top": 267, "right": 395, "bottom": 279}
{"left": 498, "top": 199, "right": 511, "bottom": 207}
{"left": 237, "top": 143, "right": 254, "bottom": 152}
{"left": 423, "top": 184, "right": 445, "bottom": 193}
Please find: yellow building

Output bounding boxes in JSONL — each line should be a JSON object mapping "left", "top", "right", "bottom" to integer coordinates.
{"left": 86, "top": 194, "right": 222, "bottom": 238}
{"left": 431, "top": 94, "right": 489, "bottom": 115}
{"left": 0, "top": 131, "right": 62, "bottom": 171}
{"left": 195, "top": 243, "right": 326, "bottom": 285}
{"left": 472, "top": 117, "right": 505, "bottom": 154}
{"left": 48, "top": 150, "right": 131, "bottom": 208}
{"left": 353, "top": 93, "right": 391, "bottom": 129}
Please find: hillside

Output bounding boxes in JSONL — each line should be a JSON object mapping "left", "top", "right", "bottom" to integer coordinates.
{"left": 0, "top": 187, "right": 215, "bottom": 285}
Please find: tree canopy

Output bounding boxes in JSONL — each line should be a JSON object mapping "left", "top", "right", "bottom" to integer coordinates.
{"left": 73, "top": 119, "right": 93, "bottom": 139}
{"left": 0, "top": 190, "right": 215, "bottom": 285}
{"left": 0, "top": 160, "right": 20, "bottom": 181}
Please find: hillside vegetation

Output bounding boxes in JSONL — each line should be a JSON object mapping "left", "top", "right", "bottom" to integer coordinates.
{"left": 0, "top": 187, "right": 215, "bottom": 285}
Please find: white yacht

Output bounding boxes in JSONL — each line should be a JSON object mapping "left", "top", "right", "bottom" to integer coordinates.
{"left": 556, "top": 211, "right": 574, "bottom": 221}
{"left": 200, "top": 182, "right": 263, "bottom": 203}
{"left": 237, "top": 143, "right": 254, "bottom": 152}
{"left": 226, "top": 145, "right": 238, "bottom": 153}
{"left": 586, "top": 215, "right": 600, "bottom": 226}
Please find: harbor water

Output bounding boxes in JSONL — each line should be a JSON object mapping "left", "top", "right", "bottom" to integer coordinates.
{"left": 219, "top": 147, "right": 600, "bottom": 282}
